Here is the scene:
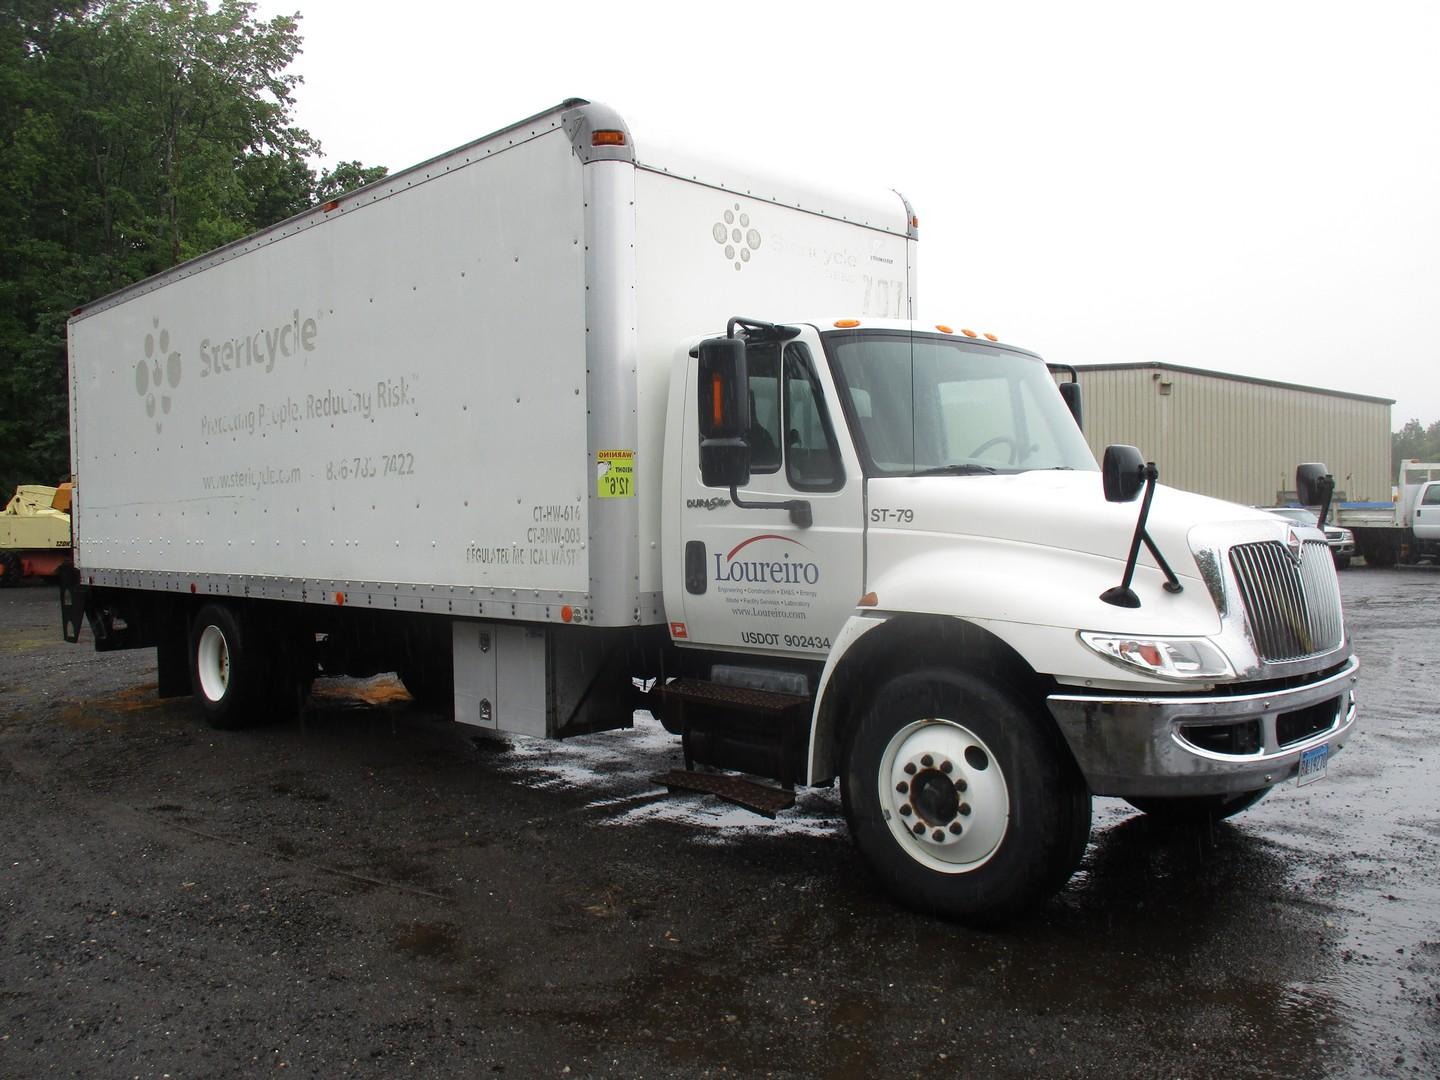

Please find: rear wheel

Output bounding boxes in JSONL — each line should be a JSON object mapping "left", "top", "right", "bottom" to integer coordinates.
{"left": 842, "top": 669, "right": 1091, "bottom": 921}
{"left": 190, "top": 603, "right": 304, "bottom": 729}
{"left": 1125, "top": 787, "right": 1269, "bottom": 822}
{"left": 0, "top": 551, "right": 20, "bottom": 587}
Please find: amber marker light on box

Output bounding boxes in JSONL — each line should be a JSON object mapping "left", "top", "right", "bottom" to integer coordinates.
{"left": 858, "top": 592, "right": 879, "bottom": 607}
{"left": 335, "top": 592, "right": 346, "bottom": 606}
{"left": 321, "top": 200, "right": 340, "bottom": 213}
{"left": 592, "top": 130, "right": 626, "bottom": 146}
{"left": 834, "top": 319, "right": 861, "bottom": 328}
{"left": 561, "top": 605, "right": 574, "bottom": 624}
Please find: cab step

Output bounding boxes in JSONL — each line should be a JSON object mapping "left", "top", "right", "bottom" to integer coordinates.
{"left": 661, "top": 677, "right": 812, "bottom": 788}
{"left": 652, "top": 769, "right": 796, "bottom": 818}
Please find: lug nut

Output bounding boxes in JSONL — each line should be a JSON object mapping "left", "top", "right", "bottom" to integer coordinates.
{"left": 959, "top": 803, "right": 971, "bottom": 816}
{"left": 921, "top": 754, "right": 934, "bottom": 768}
{"left": 950, "top": 822, "right": 963, "bottom": 835}
{"left": 940, "top": 760, "right": 953, "bottom": 774}
{"left": 954, "top": 777, "right": 968, "bottom": 793}
{"left": 899, "top": 804, "right": 912, "bottom": 817}
{"left": 896, "top": 781, "right": 909, "bottom": 794}
{"left": 904, "top": 763, "right": 917, "bottom": 775}
{"left": 932, "top": 829, "right": 945, "bottom": 841}
{"left": 912, "top": 822, "right": 925, "bottom": 835}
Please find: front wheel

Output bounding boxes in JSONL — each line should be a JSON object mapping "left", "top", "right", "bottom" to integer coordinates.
{"left": 842, "top": 670, "right": 1091, "bottom": 921}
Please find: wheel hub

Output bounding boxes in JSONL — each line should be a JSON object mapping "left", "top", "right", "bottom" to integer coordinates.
{"left": 880, "top": 719, "right": 1009, "bottom": 873}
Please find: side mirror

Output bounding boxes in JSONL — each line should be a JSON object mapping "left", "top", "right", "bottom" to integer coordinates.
{"left": 697, "top": 337, "right": 748, "bottom": 438}
{"left": 1296, "top": 462, "right": 1336, "bottom": 529}
{"left": 1102, "top": 444, "right": 1146, "bottom": 503}
{"left": 1058, "top": 381, "right": 1083, "bottom": 430}
{"left": 1296, "top": 463, "right": 1334, "bottom": 507}
{"left": 697, "top": 336, "right": 750, "bottom": 488}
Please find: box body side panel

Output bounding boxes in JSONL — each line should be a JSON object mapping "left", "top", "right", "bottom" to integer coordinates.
{"left": 71, "top": 130, "right": 589, "bottom": 593}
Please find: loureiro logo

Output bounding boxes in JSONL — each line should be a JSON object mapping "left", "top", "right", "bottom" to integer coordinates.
{"left": 714, "top": 534, "right": 819, "bottom": 584}
{"left": 135, "top": 317, "right": 182, "bottom": 432}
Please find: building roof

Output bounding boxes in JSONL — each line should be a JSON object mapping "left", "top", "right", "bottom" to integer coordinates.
{"left": 1071, "top": 361, "right": 1394, "bottom": 406}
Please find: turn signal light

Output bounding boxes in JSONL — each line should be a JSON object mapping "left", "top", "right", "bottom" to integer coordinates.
{"left": 592, "top": 130, "right": 626, "bottom": 146}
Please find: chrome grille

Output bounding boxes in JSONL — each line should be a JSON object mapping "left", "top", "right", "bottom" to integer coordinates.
{"left": 1229, "top": 539, "right": 1344, "bottom": 661}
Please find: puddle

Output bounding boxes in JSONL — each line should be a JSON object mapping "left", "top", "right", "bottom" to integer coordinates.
{"left": 394, "top": 921, "right": 461, "bottom": 960}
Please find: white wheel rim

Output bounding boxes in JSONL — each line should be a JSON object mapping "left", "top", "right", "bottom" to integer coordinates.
{"left": 878, "top": 718, "right": 1010, "bottom": 874}
{"left": 197, "top": 624, "right": 231, "bottom": 703}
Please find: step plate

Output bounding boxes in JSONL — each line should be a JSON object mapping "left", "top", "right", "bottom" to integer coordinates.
{"left": 653, "top": 770, "right": 796, "bottom": 818}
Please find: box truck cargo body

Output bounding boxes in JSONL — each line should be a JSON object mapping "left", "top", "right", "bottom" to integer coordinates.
{"left": 63, "top": 100, "right": 1358, "bottom": 920}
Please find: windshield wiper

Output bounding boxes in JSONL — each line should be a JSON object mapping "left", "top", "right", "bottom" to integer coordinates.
{"left": 912, "top": 463, "right": 998, "bottom": 476}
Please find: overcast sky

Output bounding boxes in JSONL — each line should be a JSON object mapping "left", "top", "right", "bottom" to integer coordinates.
{"left": 257, "top": 0, "right": 1440, "bottom": 427}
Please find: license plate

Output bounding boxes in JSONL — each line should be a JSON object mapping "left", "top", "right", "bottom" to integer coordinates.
{"left": 1297, "top": 744, "right": 1329, "bottom": 786}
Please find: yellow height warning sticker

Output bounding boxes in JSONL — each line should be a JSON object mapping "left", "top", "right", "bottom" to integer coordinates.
{"left": 596, "top": 450, "right": 635, "bottom": 499}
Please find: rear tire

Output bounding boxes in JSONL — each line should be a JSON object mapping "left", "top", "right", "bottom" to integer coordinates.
{"left": 1125, "top": 787, "right": 1269, "bottom": 822}
{"left": 0, "top": 551, "right": 20, "bottom": 587}
{"left": 190, "top": 603, "right": 304, "bottom": 729}
{"left": 841, "top": 669, "right": 1091, "bottom": 921}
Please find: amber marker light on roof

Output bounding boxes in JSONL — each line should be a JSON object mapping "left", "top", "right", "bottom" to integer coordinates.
{"left": 984, "top": 333, "right": 999, "bottom": 341}
{"left": 834, "top": 319, "right": 861, "bottom": 328}
{"left": 592, "top": 130, "right": 626, "bottom": 146}
{"left": 961, "top": 328, "right": 979, "bottom": 338}
{"left": 935, "top": 324, "right": 953, "bottom": 334}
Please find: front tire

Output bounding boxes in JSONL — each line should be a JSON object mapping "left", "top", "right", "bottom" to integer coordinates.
{"left": 842, "top": 670, "right": 1091, "bottom": 920}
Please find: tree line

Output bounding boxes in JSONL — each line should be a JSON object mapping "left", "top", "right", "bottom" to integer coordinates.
{"left": 1393, "top": 419, "right": 1440, "bottom": 474}
{"left": 1, "top": 0, "right": 385, "bottom": 495}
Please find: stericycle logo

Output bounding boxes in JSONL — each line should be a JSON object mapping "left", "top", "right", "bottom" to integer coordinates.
{"left": 135, "top": 317, "right": 183, "bottom": 433}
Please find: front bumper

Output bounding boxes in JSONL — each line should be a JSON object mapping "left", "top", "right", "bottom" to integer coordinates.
{"left": 1046, "top": 657, "right": 1359, "bottom": 798}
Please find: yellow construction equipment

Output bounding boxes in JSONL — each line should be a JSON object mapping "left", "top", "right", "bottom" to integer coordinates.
{"left": 0, "top": 484, "right": 72, "bottom": 586}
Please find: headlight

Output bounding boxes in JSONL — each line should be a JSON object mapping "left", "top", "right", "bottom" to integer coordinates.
{"left": 1079, "top": 632, "right": 1235, "bottom": 680}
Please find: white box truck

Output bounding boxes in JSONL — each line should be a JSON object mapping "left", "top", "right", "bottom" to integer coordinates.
{"left": 62, "top": 100, "right": 1358, "bottom": 919}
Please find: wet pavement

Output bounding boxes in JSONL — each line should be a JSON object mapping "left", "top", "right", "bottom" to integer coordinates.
{"left": 0, "top": 569, "right": 1436, "bottom": 1078}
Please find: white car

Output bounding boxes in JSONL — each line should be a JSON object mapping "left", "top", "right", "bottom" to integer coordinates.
{"left": 1262, "top": 507, "right": 1356, "bottom": 569}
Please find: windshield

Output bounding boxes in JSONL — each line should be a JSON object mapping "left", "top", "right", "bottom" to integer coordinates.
{"left": 821, "top": 330, "right": 1097, "bottom": 476}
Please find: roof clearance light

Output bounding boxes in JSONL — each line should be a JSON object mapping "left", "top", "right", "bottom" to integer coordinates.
{"left": 935, "top": 324, "right": 953, "bottom": 334}
{"left": 834, "top": 319, "right": 861, "bottom": 328}
{"left": 321, "top": 200, "right": 340, "bottom": 213}
{"left": 961, "top": 328, "right": 979, "bottom": 338}
{"left": 592, "top": 130, "right": 626, "bottom": 146}
{"left": 984, "top": 333, "right": 998, "bottom": 342}
{"left": 858, "top": 592, "right": 879, "bottom": 607}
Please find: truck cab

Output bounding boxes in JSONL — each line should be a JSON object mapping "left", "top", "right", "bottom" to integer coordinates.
{"left": 661, "top": 319, "right": 1357, "bottom": 916}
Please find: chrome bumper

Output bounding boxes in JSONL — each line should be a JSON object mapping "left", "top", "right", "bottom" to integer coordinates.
{"left": 1046, "top": 657, "right": 1359, "bottom": 798}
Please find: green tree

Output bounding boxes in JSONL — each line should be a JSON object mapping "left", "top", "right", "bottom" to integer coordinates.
{"left": 1392, "top": 419, "right": 1440, "bottom": 475}
{"left": 0, "top": 0, "right": 386, "bottom": 495}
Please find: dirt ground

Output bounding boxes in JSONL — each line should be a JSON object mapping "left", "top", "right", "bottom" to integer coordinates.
{"left": 1, "top": 569, "right": 1437, "bottom": 1079}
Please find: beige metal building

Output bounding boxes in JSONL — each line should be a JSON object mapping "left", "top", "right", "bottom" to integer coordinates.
{"left": 1070, "top": 363, "right": 1393, "bottom": 507}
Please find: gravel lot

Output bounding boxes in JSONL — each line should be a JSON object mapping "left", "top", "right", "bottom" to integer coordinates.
{"left": 1, "top": 569, "right": 1437, "bottom": 1078}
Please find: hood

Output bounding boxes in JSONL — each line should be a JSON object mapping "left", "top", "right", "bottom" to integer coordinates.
{"left": 867, "top": 470, "right": 1271, "bottom": 579}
